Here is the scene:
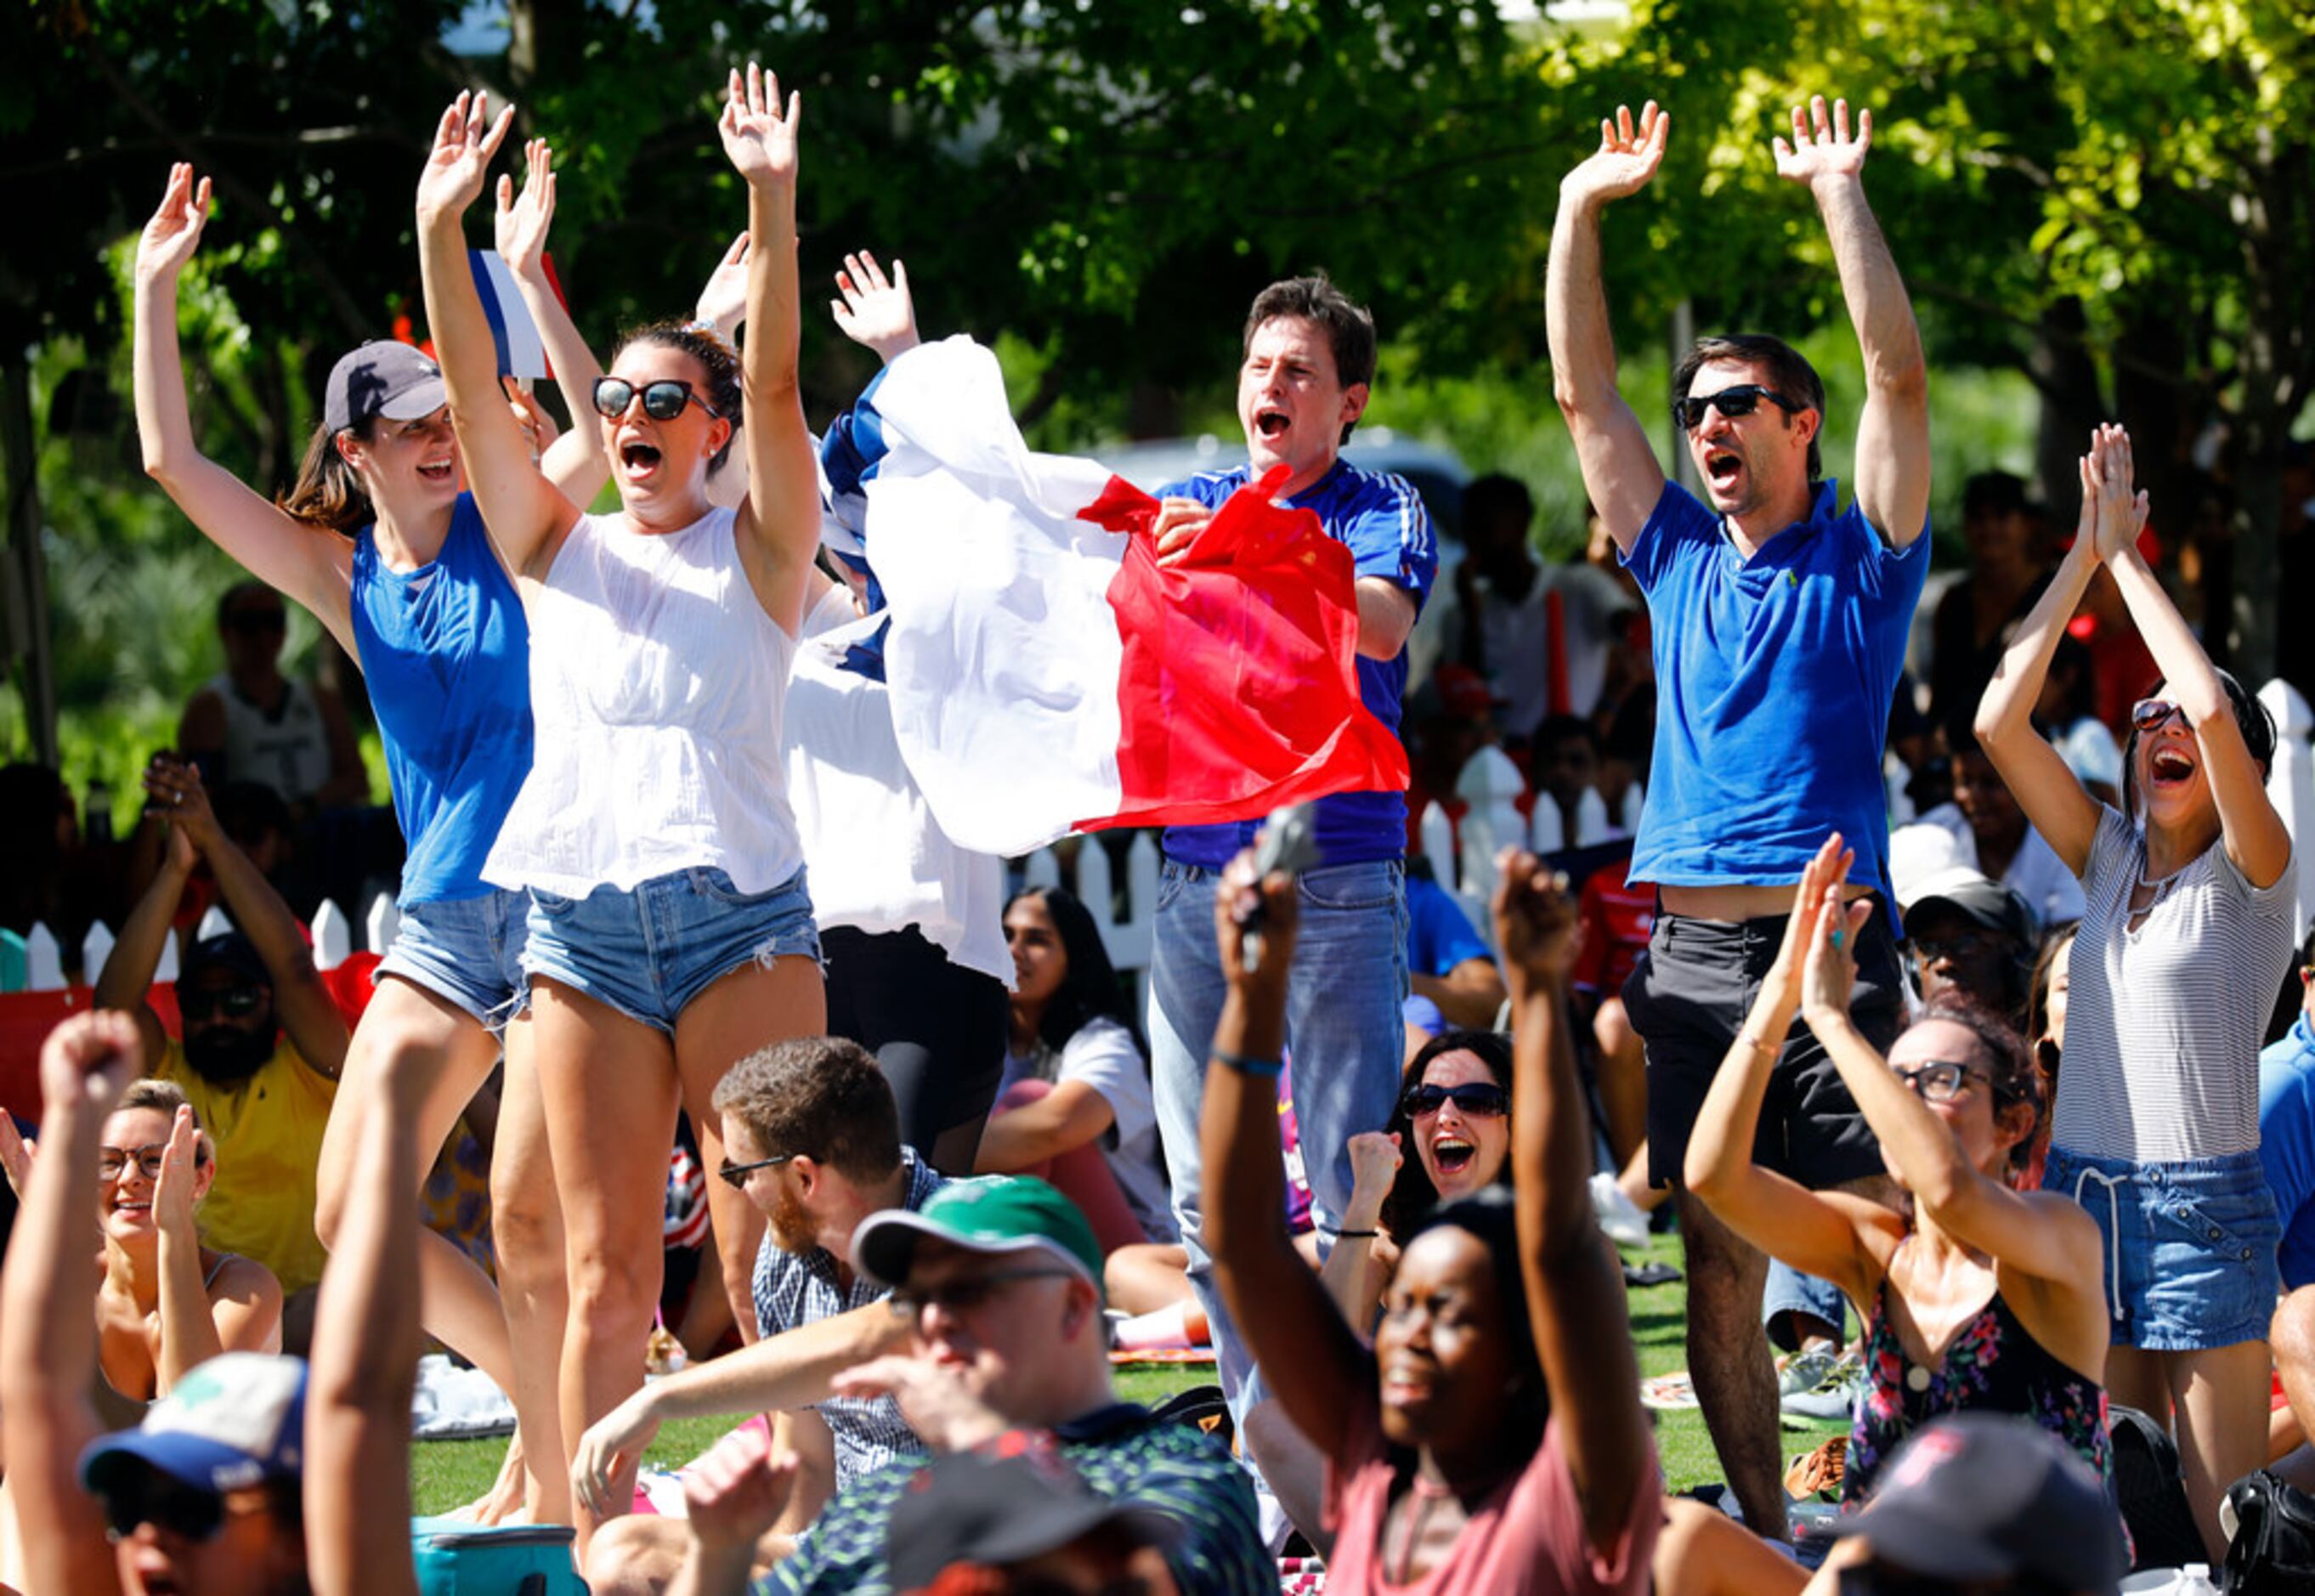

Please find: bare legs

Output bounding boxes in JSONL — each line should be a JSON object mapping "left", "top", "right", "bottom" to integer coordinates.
{"left": 1674, "top": 1188, "right": 1785, "bottom": 1539}
{"left": 2112, "top": 1340, "right": 2273, "bottom": 1562}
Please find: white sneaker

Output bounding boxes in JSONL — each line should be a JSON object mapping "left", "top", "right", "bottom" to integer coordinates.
{"left": 1589, "top": 1171, "right": 1650, "bottom": 1249}
{"left": 1780, "top": 1349, "right": 1864, "bottom": 1421}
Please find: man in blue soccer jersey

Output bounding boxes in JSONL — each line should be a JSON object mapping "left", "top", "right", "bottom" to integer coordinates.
{"left": 1546, "top": 96, "right": 1931, "bottom": 1541}
{"left": 1141, "top": 274, "right": 1437, "bottom": 1531}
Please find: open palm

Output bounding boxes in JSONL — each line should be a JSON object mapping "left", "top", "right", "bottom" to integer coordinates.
{"left": 417, "top": 90, "right": 514, "bottom": 222}
{"left": 1562, "top": 102, "right": 1669, "bottom": 205}
{"left": 136, "top": 164, "right": 212, "bottom": 282}
{"left": 718, "top": 62, "right": 801, "bottom": 190}
{"left": 1773, "top": 95, "right": 1871, "bottom": 186}
{"left": 493, "top": 139, "right": 558, "bottom": 276}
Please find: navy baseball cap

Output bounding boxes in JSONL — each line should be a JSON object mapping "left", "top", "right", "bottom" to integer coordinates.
{"left": 886, "top": 1452, "right": 1172, "bottom": 1591}
{"left": 82, "top": 1353, "right": 308, "bottom": 1497}
{"left": 323, "top": 341, "right": 446, "bottom": 434}
{"left": 178, "top": 930, "right": 270, "bottom": 993}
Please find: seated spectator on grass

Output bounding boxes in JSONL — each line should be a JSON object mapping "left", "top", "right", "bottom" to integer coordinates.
{"left": 1205, "top": 845, "right": 1658, "bottom": 1592}
{"left": 1401, "top": 869, "right": 1507, "bottom": 1047}
{"left": 668, "top": 1176, "right": 1270, "bottom": 1595}
{"left": 1686, "top": 836, "right": 2113, "bottom": 1512}
{"left": 575, "top": 1037, "right": 939, "bottom": 1596}
{"left": 178, "top": 580, "right": 368, "bottom": 819}
{"left": 0, "top": 1006, "right": 429, "bottom": 1596}
{"left": 95, "top": 757, "right": 346, "bottom": 1326}
{"left": 1948, "top": 733, "right": 2086, "bottom": 931}
{"left": 978, "top": 889, "right": 1173, "bottom": 1253}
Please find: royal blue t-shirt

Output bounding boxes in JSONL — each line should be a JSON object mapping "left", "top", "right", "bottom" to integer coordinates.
{"left": 350, "top": 493, "right": 535, "bottom": 903}
{"left": 1405, "top": 872, "right": 1491, "bottom": 977}
{"left": 1158, "top": 458, "right": 1437, "bottom": 869}
{"left": 1622, "top": 478, "right": 1928, "bottom": 908}
{"left": 2261, "top": 1014, "right": 2315, "bottom": 1292}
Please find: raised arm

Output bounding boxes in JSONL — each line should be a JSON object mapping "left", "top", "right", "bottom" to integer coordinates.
{"left": 1493, "top": 852, "right": 1650, "bottom": 1547}
{"left": 492, "top": 137, "right": 611, "bottom": 506}
{"left": 1774, "top": 97, "right": 1927, "bottom": 549}
{"left": 132, "top": 164, "right": 357, "bottom": 654}
{"left": 1795, "top": 889, "right": 2104, "bottom": 1321}
{"left": 829, "top": 250, "right": 920, "bottom": 365}
{"left": 1546, "top": 103, "right": 1671, "bottom": 555}
{"left": 1318, "top": 1130, "right": 1402, "bottom": 1327}
{"left": 2093, "top": 426, "right": 2291, "bottom": 887}
{"left": 145, "top": 757, "right": 349, "bottom": 1078}
{"left": 1201, "top": 850, "right": 1371, "bottom": 1459}
{"left": 0, "top": 1011, "right": 147, "bottom": 1596}
{"left": 303, "top": 1034, "right": 424, "bottom": 1596}
{"left": 569, "top": 1299, "right": 911, "bottom": 1520}
{"left": 93, "top": 796, "right": 191, "bottom": 1068}
{"left": 717, "top": 64, "right": 824, "bottom": 637}
{"left": 416, "top": 92, "right": 580, "bottom": 582}
{"left": 1682, "top": 835, "right": 1887, "bottom": 1305}
{"left": 1973, "top": 457, "right": 2106, "bottom": 874}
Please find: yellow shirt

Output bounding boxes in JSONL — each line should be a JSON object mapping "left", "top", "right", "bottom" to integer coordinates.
{"left": 154, "top": 1039, "right": 337, "bottom": 1296}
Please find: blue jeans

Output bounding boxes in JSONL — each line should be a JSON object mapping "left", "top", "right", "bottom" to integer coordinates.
{"left": 1148, "top": 857, "right": 1407, "bottom": 1423}
{"left": 2045, "top": 1142, "right": 2280, "bottom": 1350}
{"left": 377, "top": 887, "right": 532, "bottom": 1034}
{"left": 1763, "top": 1260, "right": 1848, "bottom": 1350}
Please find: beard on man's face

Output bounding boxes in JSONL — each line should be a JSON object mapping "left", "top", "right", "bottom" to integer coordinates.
{"left": 182, "top": 1016, "right": 278, "bottom": 1082}
{"left": 764, "top": 1180, "right": 818, "bottom": 1254}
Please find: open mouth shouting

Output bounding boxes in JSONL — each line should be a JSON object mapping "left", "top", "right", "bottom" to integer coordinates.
{"left": 617, "top": 434, "right": 666, "bottom": 488}
{"left": 2148, "top": 742, "right": 2198, "bottom": 790}
{"left": 1251, "top": 405, "right": 1292, "bottom": 447}
{"left": 1702, "top": 446, "right": 1746, "bottom": 495}
{"left": 1429, "top": 1129, "right": 1477, "bottom": 1181}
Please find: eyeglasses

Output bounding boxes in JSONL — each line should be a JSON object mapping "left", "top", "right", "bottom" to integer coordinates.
{"left": 887, "top": 1266, "right": 1075, "bottom": 1321}
{"left": 1889, "top": 1060, "right": 1992, "bottom": 1102}
{"left": 98, "top": 1143, "right": 196, "bottom": 1182}
{"left": 591, "top": 376, "right": 718, "bottom": 423}
{"left": 1672, "top": 384, "right": 1802, "bottom": 432}
{"left": 1399, "top": 1081, "right": 1510, "bottom": 1120}
{"left": 224, "top": 610, "right": 286, "bottom": 637}
{"left": 716, "top": 1152, "right": 797, "bottom": 1190}
{"left": 97, "top": 1467, "right": 263, "bottom": 1543}
{"left": 178, "top": 988, "right": 263, "bottom": 1022}
{"left": 2131, "top": 697, "right": 2186, "bottom": 733}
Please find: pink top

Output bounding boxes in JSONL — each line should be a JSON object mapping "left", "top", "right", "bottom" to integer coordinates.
{"left": 1323, "top": 1389, "right": 1658, "bottom": 1596}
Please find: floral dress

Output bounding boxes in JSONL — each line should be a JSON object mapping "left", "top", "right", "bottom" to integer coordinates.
{"left": 1844, "top": 1272, "right": 2114, "bottom": 1506}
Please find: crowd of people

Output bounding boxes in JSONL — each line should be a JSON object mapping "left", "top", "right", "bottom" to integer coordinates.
{"left": 4, "top": 68, "right": 2315, "bottom": 1596}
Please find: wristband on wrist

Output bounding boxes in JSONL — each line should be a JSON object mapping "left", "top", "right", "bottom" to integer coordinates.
{"left": 1330, "top": 1227, "right": 1380, "bottom": 1239}
{"left": 1210, "top": 1049, "right": 1283, "bottom": 1079}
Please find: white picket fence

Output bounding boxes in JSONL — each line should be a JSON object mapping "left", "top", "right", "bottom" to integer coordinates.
{"left": 3, "top": 891, "right": 405, "bottom": 994}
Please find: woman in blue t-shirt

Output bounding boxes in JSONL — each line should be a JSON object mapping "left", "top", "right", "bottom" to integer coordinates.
{"left": 130, "top": 156, "right": 604, "bottom": 1522}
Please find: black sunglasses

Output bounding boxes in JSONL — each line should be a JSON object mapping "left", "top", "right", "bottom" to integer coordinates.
{"left": 592, "top": 376, "right": 718, "bottom": 423}
{"left": 1399, "top": 1081, "right": 1509, "bottom": 1119}
{"left": 178, "top": 987, "right": 263, "bottom": 1022}
{"left": 887, "top": 1266, "right": 1076, "bottom": 1321}
{"left": 99, "top": 1467, "right": 228, "bottom": 1542}
{"left": 225, "top": 610, "right": 286, "bottom": 637}
{"left": 716, "top": 1151, "right": 797, "bottom": 1190}
{"left": 1672, "top": 384, "right": 1802, "bottom": 432}
{"left": 2131, "top": 696, "right": 2187, "bottom": 733}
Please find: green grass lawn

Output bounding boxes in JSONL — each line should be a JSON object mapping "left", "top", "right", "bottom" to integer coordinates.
{"left": 411, "top": 1232, "right": 1839, "bottom": 1514}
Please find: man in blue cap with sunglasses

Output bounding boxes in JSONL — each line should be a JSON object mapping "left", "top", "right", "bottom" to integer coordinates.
{"left": 1545, "top": 93, "right": 1932, "bottom": 1542}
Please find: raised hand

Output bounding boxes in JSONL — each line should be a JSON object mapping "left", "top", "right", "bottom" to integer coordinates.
{"left": 143, "top": 755, "right": 223, "bottom": 857}
{"left": 37, "top": 1010, "right": 144, "bottom": 1118}
{"left": 1559, "top": 102, "right": 1669, "bottom": 207}
{"left": 681, "top": 1423, "right": 798, "bottom": 1564}
{"left": 416, "top": 90, "right": 516, "bottom": 224}
{"left": 718, "top": 62, "right": 801, "bottom": 191}
{"left": 1773, "top": 95, "right": 1872, "bottom": 189}
{"left": 1763, "top": 833, "right": 1853, "bottom": 1008}
{"left": 694, "top": 231, "right": 753, "bottom": 334}
{"left": 492, "top": 138, "right": 558, "bottom": 280}
{"left": 1345, "top": 1129, "right": 1403, "bottom": 1202}
{"left": 135, "top": 164, "right": 213, "bottom": 285}
{"left": 1798, "top": 873, "right": 1871, "bottom": 1027}
{"left": 1491, "top": 849, "right": 1581, "bottom": 988}
{"left": 152, "top": 1104, "right": 202, "bottom": 1237}
{"left": 2085, "top": 423, "right": 2149, "bottom": 565}
{"left": 829, "top": 251, "right": 920, "bottom": 363}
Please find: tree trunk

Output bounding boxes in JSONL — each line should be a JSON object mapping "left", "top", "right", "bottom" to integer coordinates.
{"left": 0, "top": 356, "right": 58, "bottom": 765}
{"left": 2029, "top": 297, "right": 2103, "bottom": 532}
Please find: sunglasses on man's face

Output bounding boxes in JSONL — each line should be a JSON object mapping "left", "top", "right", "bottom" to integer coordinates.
{"left": 591, "top": 376, "right": 717, "bottom": 423}
{"left": 178, "top": 987, "right": 263, "bottom": 1022}
{"left": 99, "top": 1467, "right": 229, "bottom": 1542}
{"left": 716, "top": 1151, "right": 797, "bottom": 1190}
{"left": 225, "top": 610, "right": 286, "bottom": 637}
{"left": 2131, "top": 696, "right": 2187, "bottom": 733}
{"left": 1672, "top": 384, "right": 1801, "bottom": 432}
{"left": 1399, "top": 1081, "right": 1510, "bottom": 1120}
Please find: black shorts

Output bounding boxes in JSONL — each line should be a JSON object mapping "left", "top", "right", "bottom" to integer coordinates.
{"left": 822, "top": 925, "right": 1010, "bottom": 1159}
{"left": 1622, "top": 899, "right": 1905, "bottom": 1191}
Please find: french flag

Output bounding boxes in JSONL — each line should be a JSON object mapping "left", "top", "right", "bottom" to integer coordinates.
{"left": 466, "top": 249, "right": 558, "bottom": 382}
{"left": 857, "top": 337, "right": 1409, "bottom": 856}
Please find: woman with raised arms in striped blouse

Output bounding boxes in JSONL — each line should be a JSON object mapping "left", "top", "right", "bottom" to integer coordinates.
{"left": 1976, "top": 423, "right": 2295, "bottom": 1561}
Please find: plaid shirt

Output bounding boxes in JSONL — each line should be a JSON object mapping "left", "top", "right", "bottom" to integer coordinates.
{"left": 750, "top": 1146, "right": 946, "bottom": 1489}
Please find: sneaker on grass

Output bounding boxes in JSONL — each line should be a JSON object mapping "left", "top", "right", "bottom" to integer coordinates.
{"left": 1780, "top": 1348, "right": 1864, "bottom": 1421}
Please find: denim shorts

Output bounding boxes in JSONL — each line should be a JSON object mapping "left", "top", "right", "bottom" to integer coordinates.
{"left": 2044, "top": 1142, "right": 2280, "bottom": 1350}
{"left": 521, "top": 865, "right": 821, "bottom": 1035}
{"left": 375, "top": 887, "right": 531, "bottom": 1034}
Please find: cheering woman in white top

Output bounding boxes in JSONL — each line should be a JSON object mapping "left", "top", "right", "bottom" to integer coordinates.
{"left": 416, "top": 73, "right": 828, "bottom": 1545}
{"left": 1977, "top": 423, "right": 2295, "bottom": 1559}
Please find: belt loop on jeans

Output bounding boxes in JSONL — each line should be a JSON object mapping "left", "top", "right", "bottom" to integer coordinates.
{"left": 2069, "top": 1163, "right": 2131, "bottom": 1327}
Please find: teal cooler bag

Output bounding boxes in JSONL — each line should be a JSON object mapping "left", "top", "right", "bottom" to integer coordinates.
{"left": 412, "top": 1516, "right": 588, "bottom": 1593}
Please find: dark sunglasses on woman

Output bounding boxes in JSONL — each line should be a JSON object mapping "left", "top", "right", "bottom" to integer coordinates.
{"left": 2130, "top": 696, "right": 2186, "bottom": 733}
{"left": 1399, "top": 1081, "right": 1510, "bottom": 1119}
{"left": 591, "top": 376, "right": 719, "bottom": 423}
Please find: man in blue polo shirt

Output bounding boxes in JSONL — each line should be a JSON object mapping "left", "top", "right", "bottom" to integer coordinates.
{"left": 1545, "top": 96, "right": 1931, "bottom": 1540}
{"left": 1141, "top": 274, "right": 1436, "bottom": 1528}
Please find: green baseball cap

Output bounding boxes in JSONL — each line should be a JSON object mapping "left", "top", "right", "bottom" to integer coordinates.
{"left": 850, "top": 1176, "right": 1105, "bottom": 1301}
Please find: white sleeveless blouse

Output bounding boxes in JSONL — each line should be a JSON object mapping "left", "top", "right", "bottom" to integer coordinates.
{"left": 484, "top": 507, "right": 803, "bottom": 898}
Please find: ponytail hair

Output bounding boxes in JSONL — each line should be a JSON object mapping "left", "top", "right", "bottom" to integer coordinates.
{"left": 615, "top": 320, "right": 744, "bottom": 472}
{"left": 275, "top": 418, "right": 375, "bottom": 534}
